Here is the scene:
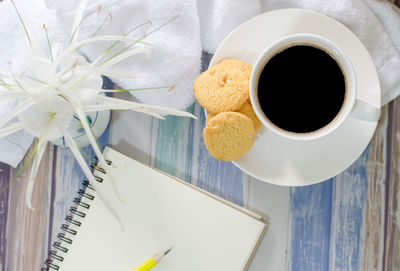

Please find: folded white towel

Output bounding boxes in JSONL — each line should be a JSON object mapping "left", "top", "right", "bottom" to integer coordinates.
{"left": 363, "top": 0, "right": 400, "bottom": 103}
{"left": 197, "top": 0, "right": 261, "bottom": 53}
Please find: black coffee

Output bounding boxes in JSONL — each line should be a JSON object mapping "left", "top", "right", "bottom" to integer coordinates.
{"left": 257, "top": 45, "right": 346, "bottom": 133}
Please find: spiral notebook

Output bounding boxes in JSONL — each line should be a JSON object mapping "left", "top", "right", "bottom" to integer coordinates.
{"left": 43, "top": 147, "right": 267, "bottom": 271}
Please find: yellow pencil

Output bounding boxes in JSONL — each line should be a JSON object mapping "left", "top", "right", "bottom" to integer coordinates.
{"left": 133, "top": 248, "right": 173, "bottom": 271}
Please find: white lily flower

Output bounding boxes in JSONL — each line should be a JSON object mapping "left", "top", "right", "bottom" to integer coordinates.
{"left": 0, "top": 0, "right": 195, "bottom": 223}
{"left": 17, "top": 94, "right": 74, "bottom": 140}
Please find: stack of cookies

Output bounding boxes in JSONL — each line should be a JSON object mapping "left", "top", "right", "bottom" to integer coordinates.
{"left": 193, "top": 59, "right": 262, "bottom": 161}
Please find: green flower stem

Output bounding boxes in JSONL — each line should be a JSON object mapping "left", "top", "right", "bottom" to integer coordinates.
{"left": 100, "top": 16, "right": 179, "bottom": 66}
{"left": 95, "top": 20, "right": 152, "bottom": 62}
{"left": 69, "top": 8, "right": 99, "bottom": 46}
{"left": 11, "top": 1, "right": 32, "bottom": 47}
{"left": 103, "top": 86, "right": 174, "bottom": 92}
{"left": 43, "top": 25, "right": 53, "bottom": 62}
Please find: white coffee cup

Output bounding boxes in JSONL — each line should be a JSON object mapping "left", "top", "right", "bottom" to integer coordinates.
{"left": 249, "top": 33, "right": 381, "bottom": 141}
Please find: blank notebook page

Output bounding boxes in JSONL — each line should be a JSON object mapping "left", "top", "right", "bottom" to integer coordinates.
{"left": 59, "top": 147, "right": 266, "bottom": 271}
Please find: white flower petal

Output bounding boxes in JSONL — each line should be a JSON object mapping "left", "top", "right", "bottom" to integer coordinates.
{"left": 26, "top": 140, "right": 48, "bottom": 210}
{"left": 61, "top": 88, "right": 126, "bottom": 203}
{"left": 98, "top": 96, "right": 196, "bottom": 118}
{"left": 0, "top": 97, "right": 44, "bottom": 129}
{"left": 17, "top": 95, "right": 74, "bottom": 140}
{"left": 69, "top": 0, "right": 88, "bottom": 46}
{"left": 72, "top": 74, "right": 103, "bottom": 99}
{"left": 61, "top": 126, "right": 123, "bottom": 228}
{"left": 0, "top": 121, "right": 25, "bottom": 138}
{"left": 51, "top": 42, "right": 64, "bottom": 62}
{"left": 67, "top": 35, "right": 154, "bottom": 56}
{"left": 22, "top": 57, "right": 57, "bottom": 87}
{"left": 82, "top": 66, "right": 136, "bottom": 79}
{"left": 101, "top": 48, "right": 150, "bottom": 69}
{"left": 26, "top": 180, "right": 35, "bottom": 211}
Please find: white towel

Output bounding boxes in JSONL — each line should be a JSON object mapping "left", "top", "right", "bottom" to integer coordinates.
{"left": 1, "top": 0, "right": 400, "bottom": 167}
{"left": 197, "top": 0, "right": 261, "bottom": 53}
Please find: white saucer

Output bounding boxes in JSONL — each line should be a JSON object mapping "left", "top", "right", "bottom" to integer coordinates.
{"left": 210, "top": 9, "right": 381, "bottom": 186}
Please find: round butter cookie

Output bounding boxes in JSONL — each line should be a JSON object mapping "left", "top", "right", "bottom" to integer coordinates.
{"left": 238, "top": 102, "right": 262, "bottom": 131}
{"left": 206, "top": 102, "right": 261, "bottom": 131}
{"left": 205, "top": 112, "right": 215, "bottom": 124}
{"left": 203, "top": 112, "right": 256, "bottom": 161}
{"left": 193, "top": 59, "right": 252, "bottom": 114}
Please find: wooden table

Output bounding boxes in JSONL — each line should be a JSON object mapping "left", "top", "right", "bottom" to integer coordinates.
{"left": 1, "top": 5, "right": 400, "bottom": 271}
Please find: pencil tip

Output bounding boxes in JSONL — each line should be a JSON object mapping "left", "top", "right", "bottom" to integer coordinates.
{"left": 164, "top": 247, "right": 173, "bottom": 256}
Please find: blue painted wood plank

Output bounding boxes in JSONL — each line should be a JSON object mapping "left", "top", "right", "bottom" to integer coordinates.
{"left": 330, "top": 147, "right": 369, "bottom": 271}
{"left": 289, "top": 178, "right": 334, "bottom": 271}
{"left": 289, "top": 146, "right": 371, "bottom": 271}
{"left": 152, "top": 104, "right": 195, "bottom": 183}
{"left": 152, "top": 52, "right": 210, "bottom": 185}
{"left": 194, "top": 102, "right": 244, "bottom": 206}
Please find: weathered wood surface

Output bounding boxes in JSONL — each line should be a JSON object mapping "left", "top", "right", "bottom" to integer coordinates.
{"left": 362, "top": 105, "right": 387, "bottom": 271}
{"left": 384, "top": 100, "right": 400, "bottom": 271}
{"left": 1, "top": 5, "right": 400, "bottom": 271}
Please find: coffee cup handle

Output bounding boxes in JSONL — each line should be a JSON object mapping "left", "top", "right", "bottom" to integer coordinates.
{"left": 350, "top": 99, "right": 381, "bottom": 122}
